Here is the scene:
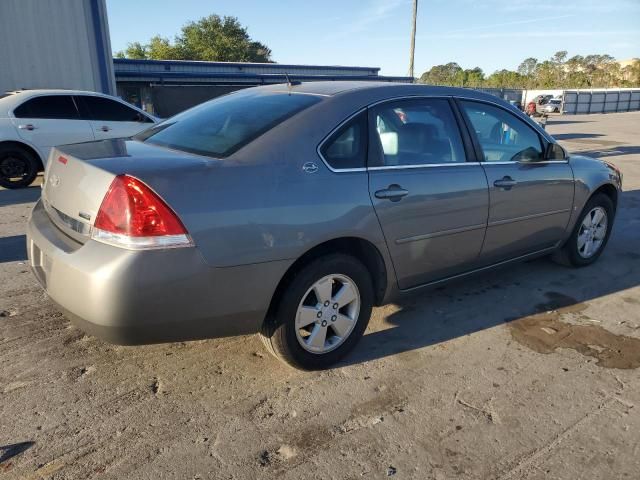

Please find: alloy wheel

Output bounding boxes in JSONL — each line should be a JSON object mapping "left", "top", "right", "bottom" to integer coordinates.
{"left": 577, "top": 206, "right": 608, "bottom": 258}
{"left": 295, "top": 274, "right": 361, "bottom": 354}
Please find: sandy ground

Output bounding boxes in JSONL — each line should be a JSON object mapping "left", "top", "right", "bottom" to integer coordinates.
{"left": 1, "top": 112, "right": 639, "bottom": 480}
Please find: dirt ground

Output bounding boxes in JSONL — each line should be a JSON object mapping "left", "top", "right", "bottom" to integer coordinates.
{"left": 1, "top": 112, "right": 639, "bottom": 480}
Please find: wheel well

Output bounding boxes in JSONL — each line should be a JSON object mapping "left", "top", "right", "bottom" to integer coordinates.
{"left": 266, "top": 237, "right": 388, "bottom": 322}
{"left": 593, "top": 183, "right": 618, "bottom": 211}
{"left": 0, "top": 141, "right": 44, "bottom": 171}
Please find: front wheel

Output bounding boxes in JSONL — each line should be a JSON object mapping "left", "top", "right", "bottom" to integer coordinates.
{"left": 261, "top": 254, "right": 374, "bottom": 370}
{"left": 553, "top": 193, "right": 614, "bottom": 267}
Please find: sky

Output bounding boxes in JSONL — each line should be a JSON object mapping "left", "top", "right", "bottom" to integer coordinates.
{"left": 106, "top": 0, "right": 640, "bottom": 77}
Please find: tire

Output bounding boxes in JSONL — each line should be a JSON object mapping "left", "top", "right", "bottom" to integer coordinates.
{"left": 553, "top": 193, "right": 614, "bottom": 267}
{"left": 0, "top": 145, "right": 39, "bottom": 189}
{"left": 261, "top": 254, "right": 374, "bottom": 370}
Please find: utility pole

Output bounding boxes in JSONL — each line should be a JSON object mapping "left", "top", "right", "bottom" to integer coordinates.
{"left": 408, "top": 0, "right": 418, "bottom": 80}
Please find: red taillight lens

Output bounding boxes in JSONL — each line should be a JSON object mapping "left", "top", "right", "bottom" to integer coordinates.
{"left": 92, "top": 175, "right": 191, "bottom": 249}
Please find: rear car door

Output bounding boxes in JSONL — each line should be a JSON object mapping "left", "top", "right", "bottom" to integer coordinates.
{"left": 11, "top": 94, "right": 94, "bottom": 163}
{"left": 458, "top": 99, "right": 574, "bottom": 264}
{"left": 75, "top": 95, "right": 154, "bottom": 140}
{"left": 367, "top": 97, "right": 489, "bottom": 289}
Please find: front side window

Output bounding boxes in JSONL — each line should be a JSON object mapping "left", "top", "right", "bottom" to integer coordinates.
{"left": 460, "top": 100, "right": 543, "bottom": 162}
{"left": 370, "top": 98, "right": 466, "bottom": 167}
{"left": 77, "top": 96, "right": 151, "bottom": 122}
{"left": 138, "top": 91, "right": 321, "bottom": 158}
{"left": 13, "top": 95, "right": 79, "bottom": 119}
{"left": 320, "top": 112, "right": 367, "bottom": 169}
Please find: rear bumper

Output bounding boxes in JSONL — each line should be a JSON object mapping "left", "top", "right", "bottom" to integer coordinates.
{"left": 26, "top": 200, "right": 290, "bottom": 345}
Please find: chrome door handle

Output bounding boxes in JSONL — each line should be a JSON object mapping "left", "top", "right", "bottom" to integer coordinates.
{"left": 375, "top": 185, "right": 409, "bottom": 201}
{"left": 18, "top": 124, "right": 36, "bottom": 130}
{"left": 493, "top": 176, "right": 517, "bottom": 189}
{"left": 100, "top": 125, "right": 111, "bottom": 132}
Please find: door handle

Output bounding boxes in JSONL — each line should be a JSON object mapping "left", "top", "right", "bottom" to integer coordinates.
{"left": 100, "top": 125, "right": 111, "bottom": 132}
{"left": 375, "top": 185, "right": 409, "bottom": 201}
{"left": 18, "top": 124, "right": 36, "bottom": 130}
{"left": 493, "top": 176, "right": 517, "bottom": 189}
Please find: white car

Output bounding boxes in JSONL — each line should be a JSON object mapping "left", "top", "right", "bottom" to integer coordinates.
{"left": 543, "top": 98, "right": 562, "bottom": 113}
{"left": 0, "top": 90, "right": 157, "bottom": 188}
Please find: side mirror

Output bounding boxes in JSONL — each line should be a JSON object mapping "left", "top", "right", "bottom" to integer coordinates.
{"left": 545, "top": 143, "right": 566, "bottom": 160}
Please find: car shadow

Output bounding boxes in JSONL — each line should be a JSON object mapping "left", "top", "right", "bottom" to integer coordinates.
{"left": 340, "top": 187, "right": 640, "bottom": 367}
{"left": 0, "top": 186, "right": 41, "bottom": 207}
{"left": 552, "top": 133, "right": 605, "bottom": 141}
{"left": 0, "top": 441, "right": 34, "bottom": 464}
{"left": 547, "top": 119, "right": 592, "bottom": 126}
{"left": 0, "top": 235, "right": 27, "bottom": 263}
{"left": 575, "top": 145, "right": 640, "bottom": 159}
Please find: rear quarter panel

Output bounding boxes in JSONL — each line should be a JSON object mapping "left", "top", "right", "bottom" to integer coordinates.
{"left": 137, "top": 95, "right": 391, "bottom": 269}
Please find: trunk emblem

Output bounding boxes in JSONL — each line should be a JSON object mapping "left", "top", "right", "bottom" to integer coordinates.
{"left": 49, "top": 174, "right": 60, "bottom": 188}
{"left": 58, "top": 156, "right": 68, "bottom": 165}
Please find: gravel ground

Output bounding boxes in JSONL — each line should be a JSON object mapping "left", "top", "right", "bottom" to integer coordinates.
{"left": 1, "top": 112, "right": 639, "bottom": 480}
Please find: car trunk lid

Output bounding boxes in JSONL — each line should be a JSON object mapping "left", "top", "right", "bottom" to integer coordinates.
{"left": 41, "top": 139, "right": 213, "bottom": 244}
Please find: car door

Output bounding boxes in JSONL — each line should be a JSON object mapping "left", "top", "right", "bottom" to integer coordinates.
{"left": 458, "top": 99, "right": 574, "bottom": 264}
{"left": 75, "top": 95, "right": 154, "bottom": 140}
{"left": 368, "top": 97, "right": 489, "bottom": 289}
{"left": 11, "top": 94, "right": 94, "bottom": 163}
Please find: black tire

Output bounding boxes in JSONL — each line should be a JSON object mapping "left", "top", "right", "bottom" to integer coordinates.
{"left": 553, "top": 193, "right": 614, "bottom": 267}
{"left": 261, "top": 254, "right": 374, "bottom": 370}
{"left": 0, "top": 145, "right": 39, "bottom": 189}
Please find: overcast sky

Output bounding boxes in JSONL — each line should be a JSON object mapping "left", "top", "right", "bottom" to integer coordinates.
{"left": 106, "top": 0, "right": 640, "bottom": 76}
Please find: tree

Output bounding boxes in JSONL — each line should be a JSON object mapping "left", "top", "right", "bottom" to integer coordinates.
{"left": 418, "top": 51, "right": 637, "bottom": 89}
{"left": 419, "top": 62, "right": 463, "bottom": 85}
{"left": 517, "top": 57, "right": 538, "bottom": 88}
{"left": 116, "top": 14, "right": 272, "bottom": 62}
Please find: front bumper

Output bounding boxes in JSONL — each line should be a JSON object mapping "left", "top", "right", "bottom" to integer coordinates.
{"left": 26, "top": 200, "right": 289, "bottom": 344}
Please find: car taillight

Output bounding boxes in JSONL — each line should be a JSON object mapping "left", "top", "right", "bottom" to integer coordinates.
{"left": 91, "top": 175, "right": 193, "bottom": 250}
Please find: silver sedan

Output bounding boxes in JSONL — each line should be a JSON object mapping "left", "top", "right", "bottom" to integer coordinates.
{"left": 27, "top": 82, "right": 622, "bottom": 369}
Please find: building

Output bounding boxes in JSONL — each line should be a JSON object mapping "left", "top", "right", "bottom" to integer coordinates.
{"left": 0, "top": 0, "right": 115, "bottom": 95}
{"left": 114, "top": 59, "right": 412, "bottom": 117}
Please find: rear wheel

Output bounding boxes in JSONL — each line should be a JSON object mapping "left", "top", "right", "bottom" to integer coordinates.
{"left": 0, "top": 145, "right": 39, "bottom": 189}
{"left": 261, "top": 254, "right": 373, "bottom": 370}
{"left": 553, "top": 193, "right": 614, "bottom": 267}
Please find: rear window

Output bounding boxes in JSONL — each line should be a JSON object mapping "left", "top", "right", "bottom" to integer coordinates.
{"left": 138, "top": 91, "right": 322, "bottom": 158}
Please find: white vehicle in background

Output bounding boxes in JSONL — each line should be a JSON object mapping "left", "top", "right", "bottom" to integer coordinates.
{"left": 543, "top": 98, "right": 562, "bottom": 113}
{"left": 0, "top": 90, "right": 157, "bottom": 189}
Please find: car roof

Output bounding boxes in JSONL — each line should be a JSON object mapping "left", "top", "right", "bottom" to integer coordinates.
{"left": 0, "top": 89, "right": 123, "bottom": 110}
{"left": 259, "top": 81, "right": 507, "bottom": 103}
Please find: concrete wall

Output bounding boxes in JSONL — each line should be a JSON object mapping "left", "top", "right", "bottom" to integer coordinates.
{"left": 0, "top": 0, "right": 115, "bottom": 94}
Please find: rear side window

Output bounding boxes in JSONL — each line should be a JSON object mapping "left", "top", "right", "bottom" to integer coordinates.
{"left": 370, "top": 98, "right": 466, "bottom": 167}
{"left": 139, "top": 91, "right": 321, "bottom": 158}
{"left": 460, "top": 100, "right": 543, "bottom": 162}
{"left": 320, "top": 112, "right": 367, "bottom": 169}
{"left": 77, "top": 96, "right": 151, "bottom": 122}
{"left": 14, "top": 95, "right": 79, "bottom": 119}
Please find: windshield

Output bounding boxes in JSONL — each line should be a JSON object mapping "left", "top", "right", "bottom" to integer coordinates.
{"left": 137, "top": 91, "right": 321, "bottom": 158}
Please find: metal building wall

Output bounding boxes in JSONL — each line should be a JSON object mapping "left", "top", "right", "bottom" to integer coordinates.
{"left": 0, "top": 0, "right": 115, "bottom": 94}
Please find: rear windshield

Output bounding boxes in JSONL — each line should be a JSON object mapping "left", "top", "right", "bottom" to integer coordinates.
{"left": 137, "top": 91, "right": 321, "bottom": 158}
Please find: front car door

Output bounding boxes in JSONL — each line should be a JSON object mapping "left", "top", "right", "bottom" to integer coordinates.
{"left": 458, "top": 99, "right": 574, "bottom": 264}
{"left": 75, "top": 95, "right": 154, "bottom": 140}
{"left": 11, "top": 94, "right": 94, "bottom": 164}
{"left": 367, "top": 97, "right": 489, "bottom": 289}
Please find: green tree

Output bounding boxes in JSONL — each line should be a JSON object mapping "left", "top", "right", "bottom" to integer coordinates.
{"left": 418, "top": 62, "right": 463, "bottom": 85}
{"left": 115, "top": 14, "right": 272, "bottom": 62}
{"left": 517, "top": 57, "right": 538, "bottom": 88}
